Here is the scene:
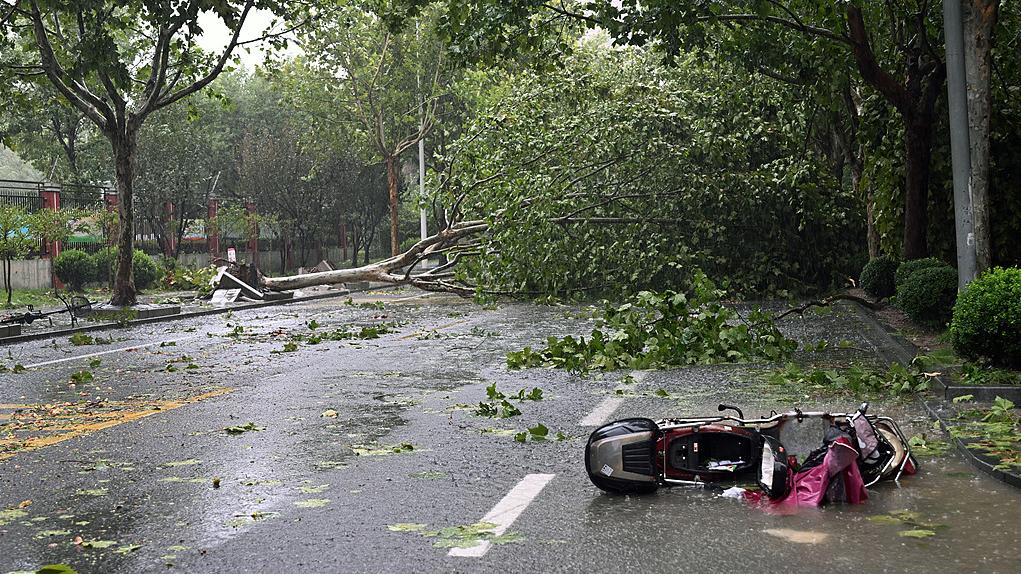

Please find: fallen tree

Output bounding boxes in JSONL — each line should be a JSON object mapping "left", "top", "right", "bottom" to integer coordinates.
{"left": 259, "top": 219, "right": 489, "bottom": 295}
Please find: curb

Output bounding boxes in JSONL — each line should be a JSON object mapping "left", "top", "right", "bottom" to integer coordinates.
{"left": 850, "top": 301, "right": 1021, "bottom": 488}
{"left": 921, "top": 400, "right": 1021, "bottom": 489}
{"left": 849, "top": 302, "right": 1021, "bottom": 403}
{"left": 0, "top": 286, "right": 388, "bottom": 346}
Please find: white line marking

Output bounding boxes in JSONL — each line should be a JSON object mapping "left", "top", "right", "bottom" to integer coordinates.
{"left": 448, "top": 473, "right": 555, "bottom": 558}
{"left": 24, "top": 337, "right": 196, "bottom": 369}
{"left": 578, "top": 370, "right": 650, "bottom": 427}
{"left": 392, "top": 292, "right": 431, "bottom": 302}
{"left": 579, "top": 397, "right": 625, "bottom": 427}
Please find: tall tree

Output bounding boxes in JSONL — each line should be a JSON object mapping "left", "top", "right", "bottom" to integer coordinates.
{"left": 5, "top": 0, "right": 290, "bottom": 304}
{"left": 405, "top": 0, "right": 948, "bottom": 259}
{"left": 295, "top": 1, "right": 448, "bottom": 256}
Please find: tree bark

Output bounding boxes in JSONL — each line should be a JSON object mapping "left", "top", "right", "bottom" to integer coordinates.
{"left": 902, "top": 114, "right": 933, "bottom": 260}
{"left": 386, "top": 154, "right": 400, "bottom": 256}
{"left": 963, "top": 0, "right": 999, "bottom": 272}
{"left": 110, "top": 132, "right": 138, "bottom": 306}
{"left": 260, "top": 220, "right": 486, "bottom": 292}
{"left": 845, "top": 3, "right": 944, "bottom": 260}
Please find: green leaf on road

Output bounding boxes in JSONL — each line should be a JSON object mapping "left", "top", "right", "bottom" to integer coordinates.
{"left": 224, "top": 422, "right": 263, "bottom": 435}
{"left": 898, "top": 529, "right": 936, "bottom": 538}
{"left": 163, "top": 459, "right": 202, "bottom": 467}
{"left": 35, "top": 566, "right": 78, "bottom": 574}
{"left": 81, "top": 539, "right": 117, "bottom": 548}
{"left": 387, "top": 523, "right": 427, "bottom": 532}
{"left": 294, "top": 499, "right": 330, "bottom": 508}
{"left": 75, "top": 488, "right": 108, "bottom": 497}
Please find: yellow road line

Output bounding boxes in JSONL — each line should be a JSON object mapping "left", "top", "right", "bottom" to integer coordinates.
{"left": 0, "top": 387, "right": 234, "bottom": 461}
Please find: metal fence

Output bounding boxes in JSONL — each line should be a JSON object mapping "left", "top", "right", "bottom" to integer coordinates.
{"left": 0, "top": 179, "right": 46, "bottom": 212}
{"left": 61, "top": 184, "right": 105, "bottom": 211}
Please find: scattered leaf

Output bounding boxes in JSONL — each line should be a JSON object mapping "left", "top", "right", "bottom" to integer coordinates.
{"left": 387, "top": 523, "right": 428, "bottom": 532}
{"left": 163, "top": 459, "right": 202, "bottom": 467}
{"left": 898, "top": 529, "right": 936, "bottom": 539}
{"left": 81, "top": 539, "right": 117, "bottom": 548}
{"left": 294, "top": 498, "right": 330, "bottom": 508}
{"left": 75, "top": 488, "right": 108, "bottom": 497}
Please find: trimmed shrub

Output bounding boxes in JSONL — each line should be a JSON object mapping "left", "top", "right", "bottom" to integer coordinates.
{"left": 53, "top": 249, "right": 96, "bottom": 291}
{"left": 95, "top": 247, "right": 162, "bottom": 290}
{"left": 898, "top": 265, "right": 958, "bottom": 326}
{"left": 95, "top": 246, "right": 117, "bottom": 284}
{"left": 895, "top": 257, "right": 946, "bottom": 293}
{"left": 132, "top": 249, "right": 160, "bottom": 290}
{"left": 860, "top": 255, "right": 898, "bottom": 299}
{"left": 951, "top": 267, "right": 1021, "bottom": 368}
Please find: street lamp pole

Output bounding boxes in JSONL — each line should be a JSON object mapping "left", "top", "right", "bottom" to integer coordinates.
{"left": 943, "top": 0, "right": 977, "bottom": 288}
{"left": 417, "top": 21, "right": 428, "bottom": 242}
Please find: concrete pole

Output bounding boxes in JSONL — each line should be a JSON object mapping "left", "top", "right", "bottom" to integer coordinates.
{"left": 944, "top": 0, "right": 977, "bottom": 289}
{"left": 419, "top": 138, "right": 427, "bottom": 241}
{"left": 417, "top": 21, "right": 428, "bottom": 242}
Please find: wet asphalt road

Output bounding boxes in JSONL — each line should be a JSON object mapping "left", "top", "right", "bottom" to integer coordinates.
{"left": 2, "top": 289, "right": 1021, "bottom": 574}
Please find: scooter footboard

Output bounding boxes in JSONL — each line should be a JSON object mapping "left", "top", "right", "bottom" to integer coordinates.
{"left": 585, "top": 418, "right": 660, "bottom": 494}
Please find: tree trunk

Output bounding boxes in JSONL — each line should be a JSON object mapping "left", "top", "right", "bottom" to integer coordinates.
{"left": 4, "top": 257, "right": 11, "bottom": 307}
{"left": 110, "top": 133, "right": 138, "bottom": 306}
{"left": 386, "top": 154, "right": 400, "bottom": 256}
{"left": 351, "top": 226, "right": 359, "bottom": 268}
{"left": 901, "top": 114, "right": 933, "bottom": 260}
{"left": 964, "top": 0, "right": 999, "bottom": 272}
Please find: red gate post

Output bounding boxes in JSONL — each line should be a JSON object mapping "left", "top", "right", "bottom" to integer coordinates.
{"left": 162, "top": 201, "right": 176, "bottom": 258}
{"left": 207, "top": 199, "right": 220, "bottom": 261}
{"left": 245, "top": 201, "right": 259, "bottom": 270}
{"left": 39, "top": 185, "right": 63, "bottom": 289}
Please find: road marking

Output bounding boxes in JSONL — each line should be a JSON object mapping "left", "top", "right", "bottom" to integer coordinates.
{"left": 578, "top": 370, "right": 649, "bottom": 427}
{"left": 392, "top": 292, "right": 432, "bottom": 303}
{"left": 448, "top": 473, "right": 555, "bottom": 558}
{"left": 23, "top": 336, "right": 197, "bottom": 369}
{"left": 0, "top": 387, "right": 233, "bottom": 461}
{"left": 579, "top": 397, "right": 625, "bottom": 427}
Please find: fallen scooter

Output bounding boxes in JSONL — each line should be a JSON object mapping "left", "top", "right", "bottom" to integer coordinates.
{"left": 585, "top": 402, "right": 917, "bottom": 503}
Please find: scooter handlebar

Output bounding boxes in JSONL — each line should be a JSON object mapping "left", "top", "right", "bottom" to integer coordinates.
{"left": 717, "top": 403, "right": 745, "bottom": 419}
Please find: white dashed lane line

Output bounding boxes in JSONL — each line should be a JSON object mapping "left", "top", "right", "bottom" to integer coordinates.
{"left": 448, "top": 473, "right": 556, "bottom": 558}
{"left": 578, "top": 370, "right": 649, "bottom": 427}
{"left": 23, "top": 336, "right": 199, "bottom": 369}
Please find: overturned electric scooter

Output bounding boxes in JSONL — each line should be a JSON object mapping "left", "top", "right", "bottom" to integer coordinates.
{"left": 585, "top": 403, "right": 917, "bottom": 501}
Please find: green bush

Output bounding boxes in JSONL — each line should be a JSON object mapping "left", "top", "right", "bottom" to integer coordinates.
{"left": 860, "top": 255, "right": 898, "bottom": 299}
{"left": 132, "top": 249, "right": 160, "bottom": 290}
{"left": 951, "top": 267, "right": 1021, "bottom": 368}
{"left": 895, "top": 257, "right": 946, "bottom": 293}
{"left": 898, "top": 265, "right": 958, "bottom": 326}
{"left": 53, "top": 249, "right": 96, "bottom": 291}
{"left": 94, "top": 247, "right": 162, "bottom": 290}
{"left": 95, "top": 246, "right": 117, "bottom": 284}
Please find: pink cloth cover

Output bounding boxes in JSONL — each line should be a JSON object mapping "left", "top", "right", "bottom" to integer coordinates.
{"left": 745, "top": 436, "right": 868, "bottom": 511}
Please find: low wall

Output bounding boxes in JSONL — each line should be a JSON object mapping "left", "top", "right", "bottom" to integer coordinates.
{"left": 2, "top": 258, "right": 53, "bottom": 291}
{"left": 4, "top": 247, "right": 359, "bottom": 292}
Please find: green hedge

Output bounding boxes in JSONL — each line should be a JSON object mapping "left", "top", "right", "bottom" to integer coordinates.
{"left": 898, "top": 265, "right": 958, "bottom": 326}
{"left": 860, "top": 255, "right": 898, "bottom": 299}
{"left": 895, "top": 257, "right": 946, "bottom": 293}
{"left": 951, "top": 267, "right": 1021, "bottom": 368}
{"left": 93, "top": 247, "right": 161, "bottom": 290}
{"left": 132, "top": 249, "right": 160, "bottom": 290}
{"left": 53, "top": 249, "right": 96, "bottom": 292}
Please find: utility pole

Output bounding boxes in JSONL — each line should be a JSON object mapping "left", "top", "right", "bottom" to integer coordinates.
{"left": 417, "top": 21, "right": 428, "bottom": 242}
{"left": 944, "top": 0, "right": 977, "bottom": 289}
